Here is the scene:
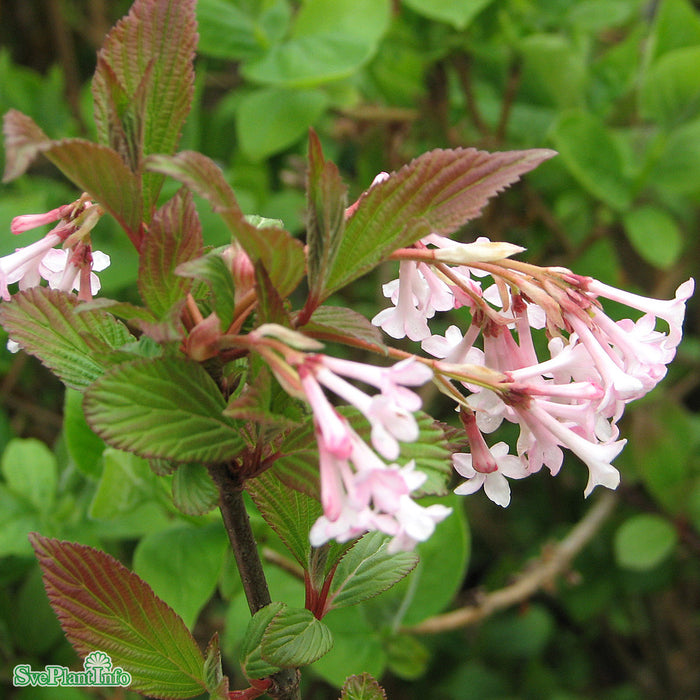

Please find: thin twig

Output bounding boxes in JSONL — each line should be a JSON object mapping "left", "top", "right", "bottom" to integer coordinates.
{"left": 404, "top": 490, "right": 618, "bottom": 634}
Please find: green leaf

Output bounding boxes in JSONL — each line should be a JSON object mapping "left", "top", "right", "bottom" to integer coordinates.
{"left": 83, "top": 357, "right": 246, "bottom": 463}
{"left": 146, "top": 151, "right": 305, "bottom": 297}
{"left": 550, "top": 111, "right": 632, "bottom": 211}
{"left": 640, "top": 46, "right": 700, "bottom": 126}
{"left": 340, "top": 673, "right": 387, "bottom": 700}
{"left": 254, "top": 259, "right": 290, "bottom": 326}
{"left": 242, "top": 0, "right": 391, "bottom": 88}
{"left": 203, "top": 633, "right": 229, "bottom": 699}
{"left": 63, "top": 388, "right": 106, "bottom": 478}
{"left": 197, "top": 0, "right": 291, "bottom": 61}
{"left": 300, "top": 306, "right": 383, "bottom": 348}
{"left": 0, "top": 485, "right": 40, "bottom": 557}
{"left": 2, "top": 110, "right": 142, "bottom": 240}
{"left": 240, "top": 602, "right": 285, "bottom": 680}
{"left": 647, "top": 0, "right": 700, "bottom": 65}
{"left": 133, "top": 523, "right": 228, "bottom": 629}
{"left": 171, "top": 462, "right": 219, "bottom": 516}
{"left": 30, "top": 532, "right": 207, "bottom": 699}
{"left": 89, "top": 448, "right": 160, "bottom": 520}
{"left": 324, "top": 147, "right": 556, "bottom": 297}
{"left": 614, "top": 514, "right": 678, "bottom": 570}
{"left": 92, "top": 0, "right": 197, "bottom": 212}
{"left": 0, "top": 287, "right": 133, "bottom": 391}
{"left": 651, "top": 118, "right": 700, "bottom": 193}
{"left": 622, "top": 205, "right": 684, "bottom": 269}
{"left": 384, "top": 633, "right": 430, "bottom": 680}
{"left": 327, "top": 532, "right": 417, "bottom": 610}
{"left": 1, "top": 438, "right": 57, "bottom": 513}
{"left": 305, "top": 131, "right": 348, "bottom": 304}
{"left": 402, "top": 0, "right": 495, "bottom": 30}
{"left": 247, "top": 469, "right": 322, "bottom": 568}
{"left": 237, "top": 87, "right": 329, "bottom": 160}
{"left": 139, "top": 189, "right": 203, "bottom": 317}
{"left": 261, "top": 605, "right": 333, "bottom": 667}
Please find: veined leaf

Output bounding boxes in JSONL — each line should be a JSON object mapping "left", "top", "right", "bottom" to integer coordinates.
{"left": 0, "top": 287, "right": 133, "bottom": 391}
{"left": 340, "top": 673, "right": 387, "bottom": 700}
{"left": 324, "top": 147, "right": 556, "bottom": 297}
{"left": 203, "top": 633, "right": 229, "bottom": 699}
{"left": 146, "top": 151, "right": 305, "bottom": 297}
{"left": 139, "top": 189, "right": 203, "bottom": 317}
{"left": 261, "top": 606, "right": 333, "bottom": 667}
{"left": 305, "top": 130, "right": 347, "bottom": 301}
{"left": 92, "top": 0, "right": 197, "bottom": 212}
{"left": 240, "top": 602, "right": 285, "bottom": 680}
{"left": 326, "top": 532, "right": 417, "bottom": 610}
{"left": 300, "top": 305, "right": 383, "bottom": 348}
{"left": 29, "top": 533, "right": 207, "bottom": 699}
{"left": 83, "top": 357, "right": 246, "bottom": 463}
{"left": 247, "top": 469, "right": 322, "bottom": 568}
{"left": 171, "top": 462, "right": 219, "bottom": 516}
{"left": 2, "top": 110, "right": 142, "bottom": 240}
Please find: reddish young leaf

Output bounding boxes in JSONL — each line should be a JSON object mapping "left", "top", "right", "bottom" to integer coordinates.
{"left": 146, "top": 151, "right": 305, "bottom": 297}
{"left": 324, "top": 147, "right": 556, "bottom": 297}
{"left": 92, "top": 0, "right": 198, "bottom": 211}
{"left": 139, "top": 189, "right": 204, "bottom": 317}
{"left": 29, "top": 532, "right": 208, "bottom": 699}
{"left": 2, "top": 110, "right": 142, "bottom": 242}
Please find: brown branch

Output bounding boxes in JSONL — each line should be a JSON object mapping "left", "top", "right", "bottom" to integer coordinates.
{"left": 404, "top": 490, "right": 618, "bottom": 635}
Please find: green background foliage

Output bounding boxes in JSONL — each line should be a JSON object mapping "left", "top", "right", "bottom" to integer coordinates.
{"left": 1, "top": 0, "right": 699, "bottom": 698}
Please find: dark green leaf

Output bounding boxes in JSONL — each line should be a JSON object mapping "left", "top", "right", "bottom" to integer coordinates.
{"left": 261, "top": 606, "right": 333, "bottom": 667}
{"left": 171, "top": 462, "right": 219, "bottom": 516}
{"left": 83, "top": 357, "right": 246, "bottom": 463}
{"left": 139, "top": 189, "right": 203, "bottom": 317}
{"left": 147, "top": 151, "right": 305, "bottom": 297}
{"left": 327, "top": 532, "right": 417, "bottom": 610}
{"left": 240, "top": 602, "right": 285, "bottom": 680}
{"left": 0, "top": 287, "right": 133, "bottom": 391}
{"left": 550, "top": 111, "right": 632, "bottom": 210}
{"left": 247, "top": 469, "right": 322, "bottom": 568}
{"left": 30, "top": 533, "right": 207, "bottom": 699}
{"left": 324, "top": 147, "right": 555, "bottom": 297}
{"left": 64, "top": 388, "right": 106, "bottom": 478}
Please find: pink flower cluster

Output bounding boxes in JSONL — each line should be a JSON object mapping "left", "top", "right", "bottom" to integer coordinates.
{"left": 297, "top": 354, "right": 451, "bottom": 552}
{"left": 1, "top": 196, "right": 109, "bottom": 303}
{"left": 373, "top": 231, "right": 694, "bottom": 507}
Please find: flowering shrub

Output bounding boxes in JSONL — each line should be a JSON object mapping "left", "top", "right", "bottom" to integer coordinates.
{"left": 0, "top": 1, "right": 695, "bottom": 699}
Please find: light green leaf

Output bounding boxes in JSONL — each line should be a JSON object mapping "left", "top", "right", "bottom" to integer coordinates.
{"left": 63, "top": 388, "right": 106, "bottom": 478}
{"left": 83, "top": 357, "right": 246, "bottom": 463}
{"left": 402, "top": 0, "right": 495, "bottom": 30}
{"left": 651, "top": 118, "right": 700, "bottom": 193}
{"left": 0, "top": 287, "right": 133, "bottom": 391}
{"left": 89, "top": 448, "right": 160, "bottom": 521}
{"left": 197, "top": 0, "right": 291, "bottom": 61}
{"left": 31, "top": 533, "right": 208, "bottom": 699}
{"left": 203, "top": 633, "right": 229, "bottom": 699}
{"left": 550, "top": 111, "right": 632, "bottom": 210}
{"left": 133, "top": 523, "right": 228, "bottom": 629}
{"left": 640, "top": 46, "right": 700, "bottom": 126}
{"left": 327, "top": 532, "right": 418, "bottom": 610}
{"left": 614, "top": 514, "right": 678, "bottom": 570}
{"left": 622, "top": 205, "right": 684, "bottom": 269}
{"left": 300, "top": 306, "right": 383, "bottom": 348}
{"left": 261, "top": 606, "right": 333, "bottom": 667}
{"left": 1, "top": 438, "right": 57, "bottom": 513}
{"left": 172, "top": 462, "right": 219, "bottom": 516}
{"left": 384, "top": 633, "right": 430, "bottom": 680}
{"left": 340, "top": 673, "right": 387, "bottom": 700}
{"left": 647, "top": 0, "right": 700, "bottom": 64}
{"left": 0, "top": 484, "right": 41, "bottom": 557}
{"left": 237, "top": 87, "right": 329, "bottom": 160}
{"left": 242, "top": 0, "right": 391, "bottom": 87}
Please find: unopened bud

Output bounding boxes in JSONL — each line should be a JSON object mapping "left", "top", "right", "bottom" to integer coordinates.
{"left": 433, "top": 241, "right": 525, "bottom": 265}
{"left": 185, "top": 312, "right": 222, "bottom": 362}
